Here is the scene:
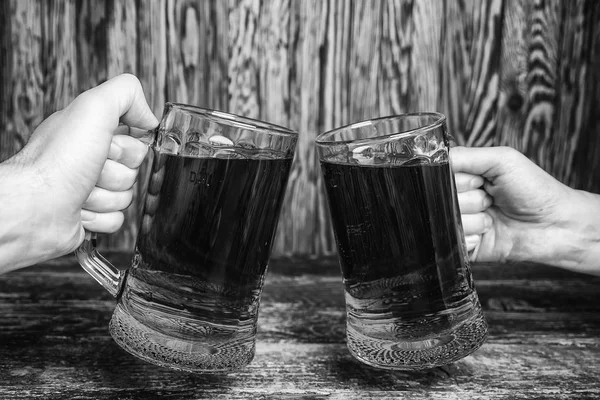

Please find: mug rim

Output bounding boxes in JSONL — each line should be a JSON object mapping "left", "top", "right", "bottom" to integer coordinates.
{"left": 167, "top": 102, "right": 299, "bottom": 137}
{"left": 315, "top": 112, "right": 446, "bottom": 146}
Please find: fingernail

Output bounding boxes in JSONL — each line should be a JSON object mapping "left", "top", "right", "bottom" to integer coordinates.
{"left": 108, "top": 141, "right": 123, "bottom": 160}
{"left": 470, "top": 177, "right": 483, "bottom": 188}
{"left": 482, "top": 196, "right": 493, "bottom": 208}
{"left": 484, "top": 214, "right": 493, "bottom": 230}
{"left": 81, "top": 210, "right": 97, "bottom": 222}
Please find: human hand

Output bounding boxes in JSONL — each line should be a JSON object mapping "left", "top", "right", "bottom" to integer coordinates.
{"left": 451, "top": 146, "right": 600, "bottom": 274}
{"left": 0, "top": 74, "right": 158, "bottom": 271}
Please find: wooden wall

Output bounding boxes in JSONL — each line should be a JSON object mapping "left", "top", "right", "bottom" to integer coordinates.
{"left": 2, "top": 0, "right": 600, "bottom": 258}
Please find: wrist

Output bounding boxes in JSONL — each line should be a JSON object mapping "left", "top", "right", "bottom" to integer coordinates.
{"left": 558, "top": 189, "right": 600, "bottom": 275}
{"left": 0, "top": 158, "right": 56, "bottom": 272}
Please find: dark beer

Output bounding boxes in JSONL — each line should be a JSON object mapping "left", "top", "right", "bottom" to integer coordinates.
{"left": 321, "top": 158, "right": 487, "bottom": 369}
{"left": 113, "top": 151, "right": 292, "bottom": 370}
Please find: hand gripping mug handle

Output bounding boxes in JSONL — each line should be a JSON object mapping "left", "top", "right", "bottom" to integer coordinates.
{"left": 75, "top": 127, "right": 158, "bottom": 298}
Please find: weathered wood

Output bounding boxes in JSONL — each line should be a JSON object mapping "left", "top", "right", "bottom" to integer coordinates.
{"left": 378, "top": 0, "right": 411, "bottom": 117}
{"left": 441, "top": 0, "right": 503, "bottom": 146}
{"left": 275, "top": 0, "right": 335, "bottom": 257}
{"left": 137, "top": 0, "right": 167, "bottom": 117}
{"left": 519, "top": 0, "right": 561, "bottom": 172}
{"left": 0, "top": 0, "right": 44, "bottom": 163}
{"left": 1, "top": 258, "right": 599, "bottom": 398}
{"left": 205, "top": 1, "right": 230, "bottom": 112}
{"left": 348, "top": 0, "right": 382, "bottom": 121}
{"left": 165, "top": 0, "right": 215, "bottom": 108}
{"left": 228, "top": 0, "right": 261, "bottom": 118}
{"left": 76, "top": 0, "right": 108, "bottom": 92}
{"left": 42, "top": 0, "right": 77, "bottom": 116}
{"left": 570, "top": 1, "right": 600, "bottom": 192}
{"left": 3, "top": 0, "right": 600, "bottom": 258}
{"left": 555, "top": 0, "right": 598, "bottom": 184}
{"left": 410, "top": 0, "right": 444, "bottom": 114}
{"left": 496, "top": 0, "right": 529, "bottom": 150}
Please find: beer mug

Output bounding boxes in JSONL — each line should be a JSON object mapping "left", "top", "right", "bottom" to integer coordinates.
{"left": 76, "top": 103, "right": 298, "bottom": 372}
{"left": 315, "top": 113, "right": 487, "bottom": 370}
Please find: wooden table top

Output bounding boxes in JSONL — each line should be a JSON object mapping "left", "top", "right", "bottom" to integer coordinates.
{"left": 1, "top": 254, "right": 599, "bottom": 399}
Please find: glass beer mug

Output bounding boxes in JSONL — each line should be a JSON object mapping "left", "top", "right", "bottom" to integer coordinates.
{"left": 76, "top": 103, "right": 298, "bottom": 372}
{"left": 316, "top": 113, "right": 488, "bottom": 370}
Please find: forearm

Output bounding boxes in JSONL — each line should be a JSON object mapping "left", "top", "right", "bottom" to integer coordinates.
{"left": 0, "top": 159, "right": 51, "bottom": 273}
{"left": 556, "top": 189, "right": 600, "bottom": 275}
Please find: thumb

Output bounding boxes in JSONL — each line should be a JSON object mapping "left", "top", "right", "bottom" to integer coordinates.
{"left": 66, "top": 73, "right": 159, "bottom": 134}
{"left": 42, "top": 74, "right": 158, "bottom": 170}
{"left": 450, "top": 146, "right": 516, "bottom": 181}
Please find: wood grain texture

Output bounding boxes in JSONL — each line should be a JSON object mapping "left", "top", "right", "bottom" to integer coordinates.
{"left": 0, "top": 0, "right": 43, "bottom": 162}
{"left": 137, "top": 0, "right": 167, "bottom": 117}
{"left": 570, "top": 1, "right": 600, "bottom": 192}
{"left": 275, "top": 0, "right": 334, "bottom": 257}
{"left": 519, "top": 0, "right": 561, "bottom": 172}
{"left": 496, "top": 0, "right": 530, "bottom": 150}
{"left": 410, "top": 0, "right": 443, "bottom": 114}
{"left": 165, "top": 0, "right": 216, "bottom": 108}
{"left": 76, "top": 0, "right": 108, "bottom": 92}
{"left": 1, "top": 258, "right": 599, "bottom": 398}
{"left": 205, "top": 1, "right": 230, "bottom": 112}
{"left": 555, "top": 0, "right": 598, "bottom": 184}
{"left": 228, "top": 0, "right": 261, "bottom": 118}
{"left": 348, "top": 0, "right": 382, "bottom": 121}
{"left": 378, "top": 0, "right": 412, "bottom": 117}
{"left": 42, "top": 0, "right": 77, "bottom": 116}
{"left": 442, "top": 0, "right": 504, "bottom": 146}
{"left": 3, "top": 0, "right": 600, "bottom": 257}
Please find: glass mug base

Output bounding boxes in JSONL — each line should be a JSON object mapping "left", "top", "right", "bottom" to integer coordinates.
{"left": 109, "top": 303, "right": 255, "bottom": 373}
{"left": 345, "top": 297, "right": 488, "bottom": 370}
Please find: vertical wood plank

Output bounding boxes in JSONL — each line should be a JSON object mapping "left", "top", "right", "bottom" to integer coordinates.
{"left": 570, "top": 1, "right": 600, "bottom": 192}
{"left": 205, "top": 1, "right": 230, "bottom": 111}
{"left": 441, "top": 0, "right": 504, "bottom": 146}
{"left": 519, "top": 0, "right": 561, "bottom": 172}
{"left": 106, "top": 0, "right": 137, "bottom": 78}
{"left": 76, "top": 0, "right": 107, "bottom": 92}
{"left": 164, "top": 0, "right": 229, "bottom": 109}
{"left": 258, "top": 0, "right": 290, "bottom": 127}
{"left": 411, "top": 0, "right": 443, "bottom": 113}
{"left": 259, "top": 0, "right": 292, "bottom": 256}
{"left": 0, "top": 0, "right": 10, "bottom": 161}
{"left": 42, "top": 0, "right": 77, "bottom": 116}
{"left": 102, "top": 0, "right": 138, "bottom": 251}
{"left": 228, "top": 0, "right": 261, "bottom": 118}
{"left": 378, "top": 0, "right": 412, "bottom": 117}
{"left": 277, "top": 0, "right": 333, "bottom": 257}
{"left": 348, "top": 0, "right": 382, "bottom": 121}
{"left": 0, "top": 0, "right": 43, "bottom": 162}
{"left": 496, "top": 0, "right": 530, "bottom": 150}
{"left": 138, "top": 0, "right": 167, "bottom": 117}
{"left": 165, "top": 0, "right": 204, "bottom": 107}
{"left": 270, "top": 1, "right": 331, "bottom": 257}
{"left": 323, "top": 0, "right": 352, "bottom": 131}
{"left": 554, "top": 0, "right": 597, "bottom": 183}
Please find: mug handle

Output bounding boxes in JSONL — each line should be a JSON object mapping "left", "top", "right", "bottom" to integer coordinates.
{"left": 75, "top": 231, "right": 126, "bottom": 297}
{"left": 74, "top": 126, "right": 158, "bottom": 297}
